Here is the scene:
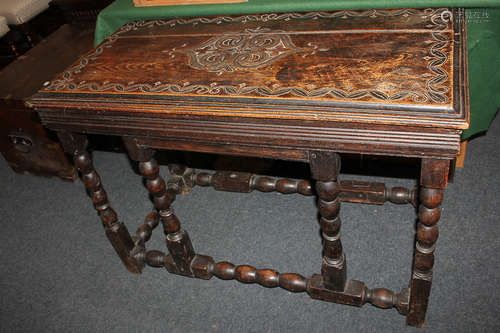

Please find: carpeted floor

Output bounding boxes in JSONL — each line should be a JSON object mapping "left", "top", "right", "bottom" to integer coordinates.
{"left": 1, "top": 113, "right": 499, "bottom": 333}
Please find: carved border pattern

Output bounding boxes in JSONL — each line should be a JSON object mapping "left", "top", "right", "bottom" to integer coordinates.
{"left": 125, "top": 8, "right": 446, "bottom": 27}
{"left": 42, "top": 9, "right": 452, "bottom": 104}
{"left": 425, "top": 10, "right": 452, "bottom": 103}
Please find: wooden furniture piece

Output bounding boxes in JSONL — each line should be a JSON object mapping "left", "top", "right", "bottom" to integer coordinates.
{"left": 456, "top": 140, "right": 468, "bottom": 167}
{"left": 93, "top": 2, "right": 500, "bottom": 143}
{"left": 0, "top": 24, "right": 93, "bottom": 179}
{"left": 28, "top": 8, "right": 469, "bottom": 327}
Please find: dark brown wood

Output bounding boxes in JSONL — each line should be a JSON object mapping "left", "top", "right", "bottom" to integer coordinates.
{"left": 307, "top": 274, "right": 409, "bottom": 313}
{"left": 340, "top": 181, "right": 418, "bottom": 207}
{"left": 124, "top": 140, "right": 199, "bottom": 277}
{"left": 25, "top": 8, "right": 470, "bottom": 327}
{"left": 212, "top": 171, "right": 253, "bottom": 193}
{"left": 57, "top": 131, "right": 144, "bottom": 274}
{"left": 141, "top": 244, "right": 411, "bottom": 316}
{"left": 0, "top": 105, "right": 75, "bottom": 180}
{"left": 407, "top": 158, "right": 450, "bottom": 327}
{"left": 0, "top": 25, "right": 93, "bottom": 179}
{"left": 0, "top": 26, "right": 92, "bottom": 99}
{"left": 135, "top": 211, "right": 160, "bottom": 244}
{"left": 146, "top": 250, "right": 168, "bottom": 267}
{"left": 309, "top": 151, "right": 341, "bottom": 182}
{"left": 122, "top": 136, "right": 154, "bottom": 162}
{"left": 211, "top": 261, "right": 308, "bottom": 292}
{"left": 29, "top": 8, "right": 468, "bottom": 160}
{"left": 165, "top": 230, "right": 196, "bottom": 276}
{"left": 35, "top": 115, "right": 462, "bottom": 160}
{"left": 420, "top": 159, "right": 451, "bottom": 189}
{"left": 34, "top": 9, "right": 464, "bottom": 119}
{"left": 190, "top": 255, "right": 215, "bottom": 280}
{"left": 251, "top": 176, "right": 312, "bottom": 195}
{"left": 308, "top": 275, "right": 364, "bottom": 307}
{"left": 142, "top": 247, "right": 409, "bottom": 314}
{"left": 194, "top": 170, "right": 416, "bottom": 205}
{"left": 310, "top": 151, "right": 346, "bottom": 292}
{"left": 142, "top": 248, "right": 311, "bottom": 292}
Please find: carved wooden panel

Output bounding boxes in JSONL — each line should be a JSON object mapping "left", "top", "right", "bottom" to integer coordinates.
{"left": 31, "top": 8, "right": 468, "bottom": 129}
{"left": 28, "top": 8, "right": 469, "bottom": 159}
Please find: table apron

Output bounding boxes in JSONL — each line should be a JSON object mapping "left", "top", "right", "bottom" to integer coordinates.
{"left": 40, "top": 116, "right": 461, "bottom": 160}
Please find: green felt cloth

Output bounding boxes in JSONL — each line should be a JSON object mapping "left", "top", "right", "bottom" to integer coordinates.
{"left": 95, "top": 0, "right": 500, "bottom": 138}
{"left": 466, "top": 8, "right": 500, "bottom": 138}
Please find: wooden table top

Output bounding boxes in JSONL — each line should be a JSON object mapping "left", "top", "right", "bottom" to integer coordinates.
{"left": 28, "top": 8, "right": 469, "bottom": 160}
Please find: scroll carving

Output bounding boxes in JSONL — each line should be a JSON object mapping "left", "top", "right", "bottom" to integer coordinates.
{"left": 176, "top": 28, "right": 304, "bottom": 75}
{"left": 41, "top": 9, "right": 453, "bottom": 104}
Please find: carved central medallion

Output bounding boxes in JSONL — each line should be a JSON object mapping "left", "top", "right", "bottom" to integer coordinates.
{"left": 177, "top": 28, "right": 304, "bottom": 75}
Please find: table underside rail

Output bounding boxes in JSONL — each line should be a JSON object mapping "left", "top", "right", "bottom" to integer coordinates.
{"left": 31, "top": 6, "right": 466, "bottom": 327}
{"left": 56, "top": 133, "right": 448, "bottom": 327}
{"left": 132, "top": 211, "right": 410, "bottom": 315}
{"left": 168, "top": 166, "right": 418, "bottom": 207}
{"left": 143, "top": 241, "right": 410, "bottom": 315}
{"left": 121, "top": 142, "right": 415, "bottom": 316}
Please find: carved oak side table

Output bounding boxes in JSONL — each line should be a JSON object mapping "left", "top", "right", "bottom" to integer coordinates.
{"left": 28, "top": 8, "right": 469, "bottom": 327}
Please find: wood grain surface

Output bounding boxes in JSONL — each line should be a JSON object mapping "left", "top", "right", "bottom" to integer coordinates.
{"left": 27, "top": 8, "right": 469, "bottom": 159}
{"left": 30, "top": 8, "right": 468, "bottom": 127}
{"left": 25, "top": 11, "right": 468, "bottom": 326}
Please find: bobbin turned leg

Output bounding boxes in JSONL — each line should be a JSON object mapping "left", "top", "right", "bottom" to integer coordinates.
{"left": 309, "top": 151, "right": 346, "bottom": 292}
{"left": 57, "top": 132, "right": 143, "bottom": 274}
{"left": 407, "top": 159, "right": 450, "bottom": 327}
{"left": 123, "top": 137, "right": 196, "bottom": 277}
